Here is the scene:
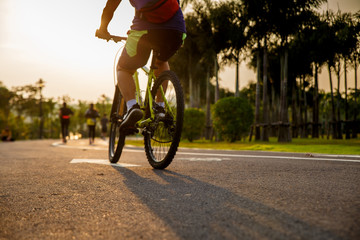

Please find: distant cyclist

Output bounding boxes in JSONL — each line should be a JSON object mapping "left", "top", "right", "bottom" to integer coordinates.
{"left": 59, "top": 102, "right": 73, "bottom": 143}
{"left": 96, "top": 0, "right": 186, "bottom": 130}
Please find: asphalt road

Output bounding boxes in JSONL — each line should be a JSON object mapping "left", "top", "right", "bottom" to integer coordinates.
{"left": 1, "top": 139, "right": 359, "bottom": 240}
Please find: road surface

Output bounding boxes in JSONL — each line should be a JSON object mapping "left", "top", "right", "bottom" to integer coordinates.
{"left": 1, "top": 139, "right": 359, "bottom": 239}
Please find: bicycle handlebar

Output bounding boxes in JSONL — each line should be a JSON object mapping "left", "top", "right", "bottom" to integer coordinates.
{"left": 95, "top": 30, "right": 127, "bottom": 43}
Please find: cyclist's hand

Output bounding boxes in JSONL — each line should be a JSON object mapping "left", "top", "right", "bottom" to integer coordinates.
{"left": 95, "top": 28, "right": 111, "bottom": 41}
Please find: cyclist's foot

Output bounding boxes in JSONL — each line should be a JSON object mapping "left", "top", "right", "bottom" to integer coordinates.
{"left": 120, "top": 104, "right": 143, "bottom": 131}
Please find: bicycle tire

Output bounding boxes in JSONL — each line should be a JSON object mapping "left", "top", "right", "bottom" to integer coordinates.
{"left": 109, "top": 87, "right": 127, "bottom": 163}
{"left": 144, "top": 70, "right": 184, "bottom": 169}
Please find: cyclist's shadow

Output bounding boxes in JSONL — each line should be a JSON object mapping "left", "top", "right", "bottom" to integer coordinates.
{"left": 112, "top": 166, "right": 338, "bottom": 240}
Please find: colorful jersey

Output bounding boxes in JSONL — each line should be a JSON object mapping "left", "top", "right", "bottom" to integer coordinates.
{"left": 100, "top": 0, "right": 186, "bottom": 33}
{"left": 129, "top": 0, "right": 185, "bottom": 32}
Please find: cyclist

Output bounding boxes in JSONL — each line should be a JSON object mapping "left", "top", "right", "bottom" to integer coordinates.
{"left": 96, "top": 0, "right": 186, "bottom": 130}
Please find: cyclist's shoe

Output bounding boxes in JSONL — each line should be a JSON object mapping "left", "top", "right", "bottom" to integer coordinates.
{"left": 120, "top": 104, "right": 143, "bottom": 131}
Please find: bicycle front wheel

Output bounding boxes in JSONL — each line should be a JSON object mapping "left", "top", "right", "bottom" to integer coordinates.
{"left": 109, "top": 87, "right": 127, "bottom": 163}
{"left": 144, "top": 71, "right": 184, "bottom": 169}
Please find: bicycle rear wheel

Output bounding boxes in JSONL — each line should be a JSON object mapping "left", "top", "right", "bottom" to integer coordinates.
{"left": 109, "top": 87, "right": 127, "bottom": 163}
{"left": 144, "top": 71, "right": 184, "bottom": 169}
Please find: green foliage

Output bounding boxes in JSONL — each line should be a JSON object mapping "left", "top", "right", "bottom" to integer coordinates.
{"left": 0, "top": 81, "right": 112, "bottom": 140}
{"left": 183, "top": 108, "right": 206, "bottom": 142}
{"left": 213, "top": 96, "right": 254, "bottom": 142}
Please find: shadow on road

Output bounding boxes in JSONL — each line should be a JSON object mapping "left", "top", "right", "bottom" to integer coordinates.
{"left": 111, "top": 166, "right": 341, "bottom": 239}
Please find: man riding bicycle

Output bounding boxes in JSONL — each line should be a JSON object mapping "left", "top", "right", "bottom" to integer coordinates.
{"left": 96, "top": 0, "right": 186, "bottom": 130}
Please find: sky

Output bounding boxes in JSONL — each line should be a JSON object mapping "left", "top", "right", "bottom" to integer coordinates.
{"left": 0, "top": 0, "right": 359, "bottom": 102}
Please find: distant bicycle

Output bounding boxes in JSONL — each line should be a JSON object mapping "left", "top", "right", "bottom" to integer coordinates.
{"left": 97, "top": 34, "right": 184, "bottom": 169}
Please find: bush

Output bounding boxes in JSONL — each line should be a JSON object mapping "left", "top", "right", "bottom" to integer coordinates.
{"left": 183, "top": 108, "right": 206, "bottom": 142}
{"left": 213, "top": 96, "right": 254, "bottom": 142}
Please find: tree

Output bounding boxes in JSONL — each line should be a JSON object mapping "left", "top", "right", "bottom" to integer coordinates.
{"left": 272, "top": 0, "right": 326, "bottom": 142}
{"left": 243, "top": 0, "right": 273, "bottom": 141}
{"left": 215, "top": 0, "right": 248, "bottom": 98}
{"left": 0, "top": 82, "right": 15, "bottom": 127}
{"left": 351, "top": 11, "right": 360, "bottom": 138}
{"left": 334, "top": 12, "right": 359, "bottom": 139}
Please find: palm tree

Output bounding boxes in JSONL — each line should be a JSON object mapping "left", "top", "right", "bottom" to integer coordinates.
{"left": 215, "top": 1, "right": 248, "bottom": 98}
{"left": 243, "top": 0, "right": 274, "bottom": 141}
{"left": 329, "top": 11, "right": 359, "bottom": 139}
{"left": 321, "top": 10, "right": 338, "bottom": 139}
{"left": 293, "top": 12, "right": 330, "bottom": 138}
{"left": 351, "top": 11, "right": 360, "bottom": 137}
{"left": 272, "top": 0, "right": 326, "bottom": 142}
{"left": 337, "top": 12, "right": 359, "bottom": 139}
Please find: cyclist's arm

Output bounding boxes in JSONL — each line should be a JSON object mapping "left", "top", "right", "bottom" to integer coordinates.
{"left": 98, "top": 0, "right": 122, "bottom": 33}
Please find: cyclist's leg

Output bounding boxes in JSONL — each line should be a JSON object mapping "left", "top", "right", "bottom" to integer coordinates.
{"left": 117, "top": 30, "right": 151, "bottom": 104}
{"left": 116, "top": 30, "right": 152, "bottom": 128}
{"left": 116, "top": 70, "right": 136, "bottom": 102}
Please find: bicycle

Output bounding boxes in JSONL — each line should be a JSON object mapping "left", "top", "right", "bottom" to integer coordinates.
{"left": 97, "top": 34, "right": 184, "bottom": 169}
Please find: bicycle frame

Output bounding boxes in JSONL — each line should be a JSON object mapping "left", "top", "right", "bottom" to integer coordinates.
{"left": 133, "top": 66, "right": 155, "bottom": 128}
{"left": 133, "top": 61, "right": 174, "bottom": 129}
{"left": 105, "top": 35, "right": 174, "bottom": 129}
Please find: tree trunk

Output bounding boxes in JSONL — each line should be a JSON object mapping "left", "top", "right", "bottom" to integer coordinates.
{"left": 298, "top": 76, "right": 304, "bottom": 138}
{"left": 352, "top": 58, "right": 358, "bottom": 138}
{"left": 196, "top": 81, "right": 200, "bottom": 108}
{"left": 261, "top": 40, "right": 269, "bottom": 141}
{"left": 291, "top": 78, "right": 298, "bottom": 138}
{"left": 303, "top": 75, "right": 308, "bottom": 138}
{"left": 235, "top": 51, "right": 240, "bottom": 97}
{"left": 205, "top": 67, "right": 212, "bottom": 140}
{"left": 335, "top": 61, "right": 342, "bottom": 139}
{"left": 255, "top": 48, "right": 261, "bottom": 141}
{"left": 312, "top": 63, "right": 319, "bottom": 138}
{"left": 189, "top": 53, "right": 194, "bottom": 107}
{"left": 328, "top": 64, "right": 337, "bottom": 139}
{"left": 344, "top": 60, "right": 350, "bottom": 139}
{"left": 214, "top": 55, "right": 219, "bottom": 103}
{"left": 270, "top": 83, "right": 277, "bottom": 137}
{"left": 278, "top": 49, "right": 291, "bottom": 142}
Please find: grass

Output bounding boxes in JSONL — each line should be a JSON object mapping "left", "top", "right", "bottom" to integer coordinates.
{"left": 126, "top": 137, "right": 360, "bottom": 156}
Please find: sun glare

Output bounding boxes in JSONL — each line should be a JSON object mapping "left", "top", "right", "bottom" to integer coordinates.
{"left": 2, "top": 0, "right": 134, "bottom": 101}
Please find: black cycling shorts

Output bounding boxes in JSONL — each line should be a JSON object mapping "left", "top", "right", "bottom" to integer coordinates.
{"left": 118, "top": 29, "right": 184, "bottom": 72}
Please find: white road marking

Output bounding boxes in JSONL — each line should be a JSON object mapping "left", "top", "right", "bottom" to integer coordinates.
{"left": 55, "top": 141, "right": 360, "bottom": 163}
{"left": 175, "top": 152, "right": 360, "bottom": 163}
{"left": 52, "top": 142, "right": 107, "bottom": 151}
{"left": 70, "top": 159, "right": 140, "bottom": 167}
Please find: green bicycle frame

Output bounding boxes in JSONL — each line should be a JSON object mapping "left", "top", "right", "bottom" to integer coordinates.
{"left": 133, "top": 66, "right": 174, "bottom": 129}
